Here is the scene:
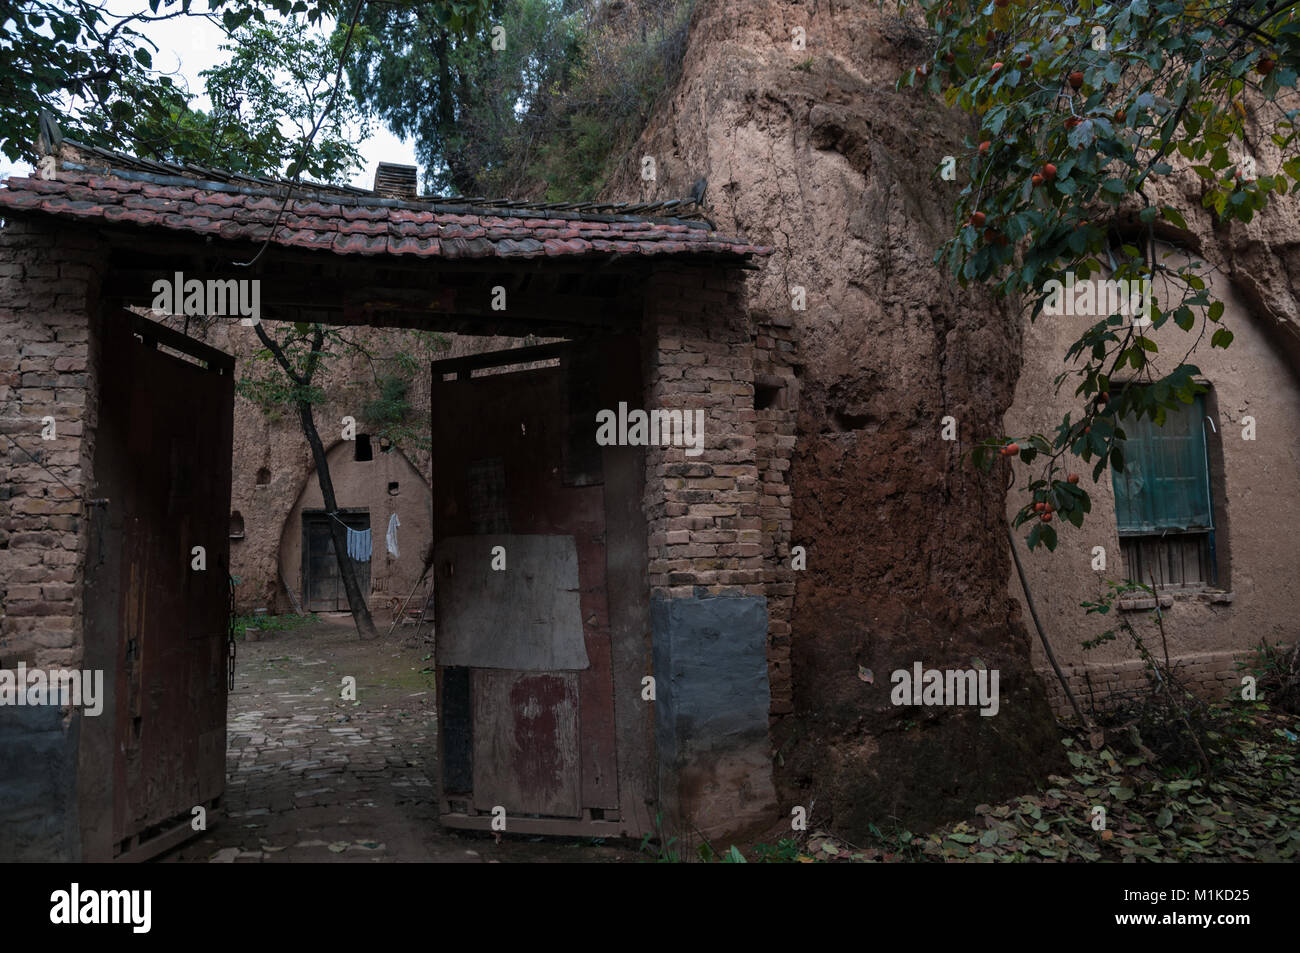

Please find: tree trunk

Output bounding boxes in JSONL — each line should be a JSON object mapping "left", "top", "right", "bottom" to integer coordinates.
{"left": 254, "top": 321, "right": 377, "bottom": 640}
{"left": 298, "top": 397, "right": 377, "bottom": 640}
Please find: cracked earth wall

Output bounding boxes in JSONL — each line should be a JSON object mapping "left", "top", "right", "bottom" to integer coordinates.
{"left": 604, "top": 0, "right": 1063, "bottom": 833}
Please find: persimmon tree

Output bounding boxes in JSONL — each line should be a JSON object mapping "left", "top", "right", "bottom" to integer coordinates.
{"left": 898, "top": 0, "right": 1300, "bottom": 549}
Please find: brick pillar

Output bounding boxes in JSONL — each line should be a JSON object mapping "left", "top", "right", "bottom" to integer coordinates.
{"left": 641, "top": 263, "right": 777, "bottom": 841}
{"left": 752, "top": 309, "right": 799, "bottom": 723}
{"left": 0, "top": 214, "right": 107, "bottom": 860}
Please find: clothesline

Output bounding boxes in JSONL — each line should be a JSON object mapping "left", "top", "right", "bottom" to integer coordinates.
{"left": 328, "top": 511, "right": 372, "bottom": 563}
{"left": 326, "top": 511, "right": 399, "bottom": 562}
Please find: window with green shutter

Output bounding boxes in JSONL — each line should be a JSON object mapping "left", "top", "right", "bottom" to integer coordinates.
{"left": 1112, "top": 392, "right": 1218, "bottom": 589}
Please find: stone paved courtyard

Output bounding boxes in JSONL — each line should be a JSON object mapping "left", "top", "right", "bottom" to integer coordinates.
{"left": 162, "top": 616, "right": 636, "bottom": 863}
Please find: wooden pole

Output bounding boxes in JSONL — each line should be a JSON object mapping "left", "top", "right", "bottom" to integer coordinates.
{"left": 385, "top": 563, "right": 432, "bottom": 639}
{"left": 1006, "top": 523, "right": 1091, "bottom": 727}
{"left": 382, "top": 546, "right": 434, "bottom": 634}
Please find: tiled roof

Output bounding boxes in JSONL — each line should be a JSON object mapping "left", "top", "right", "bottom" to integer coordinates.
{"left": 48, "top": 139, "right": 713, "bottom": 219}
{"left": 0, "top": 147, "right": 772, "bottom": 262}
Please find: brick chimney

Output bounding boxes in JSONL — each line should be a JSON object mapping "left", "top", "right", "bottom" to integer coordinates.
{"left": 373, "top": 162, "right": 418, "bottom": 199}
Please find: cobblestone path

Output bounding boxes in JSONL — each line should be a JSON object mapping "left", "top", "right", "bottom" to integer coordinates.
{"left": 163, "top": 617, "right": 635, "bottom": 863}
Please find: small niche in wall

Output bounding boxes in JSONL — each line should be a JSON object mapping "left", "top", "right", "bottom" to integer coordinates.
{"left": 255, "top": 466, "right": 271, "bottom": 487}
{"left": 355, "top": 434, "right": 373, "bottom": 462}
{"left": 755, "top": 376, "right": 785, "bottom": 411}
{"left": 387, "top": 481, "right": 400, "bottom": 496}
{"left": 230, "top": 511, "right": 245, "bottom": 539}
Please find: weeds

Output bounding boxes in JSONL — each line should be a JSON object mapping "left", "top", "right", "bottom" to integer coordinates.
{"left": 1236, "top": 638, "right": 1300, "bottom": 713}
{"left": 638, "top": 812, "right": 680, "bottom": 863}
{"left": 1081, "top": 579, "right": 1212, "bottom": 773}
{"left": 231, "top": 612, "right": 317, "bottom": 641}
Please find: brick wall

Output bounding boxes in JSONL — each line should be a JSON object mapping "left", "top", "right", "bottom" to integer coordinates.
{"left": 753, "top": 312, "right": 799, "bottom": 721}
{"left": 637, "top": 264, "right": 800, "bottom": 726}
{"left": 1037, "top": 649, "right": 1258, "bottom": 717}
{"left": 0, "top": 215, "right": 106, "bottom": 671}
{"left": 640, "top": 264, "right": 765, "bottom": 596}
{"left": 640, "top": 262, "right": 779, "bottom": 837}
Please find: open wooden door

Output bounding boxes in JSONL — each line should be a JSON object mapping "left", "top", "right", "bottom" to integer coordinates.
{"left": 83, "top": 310, "right": 234, "bottom": 861}
{"left": 431, "top": 341, "right": 649, "bottom": 837}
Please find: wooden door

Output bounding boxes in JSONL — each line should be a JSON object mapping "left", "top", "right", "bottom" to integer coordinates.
{"left": 85, "top": 311, "right": 233, "bottom": 861}
{"left": 431, "top": 350, "right": 620, "bottom": 834}
{"left": 302, "top": 510, "right": 370, "bottom": 611}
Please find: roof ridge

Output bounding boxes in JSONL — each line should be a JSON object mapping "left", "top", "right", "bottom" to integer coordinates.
{"left": 55, "top": 139, "right": 713, "bottom": 227}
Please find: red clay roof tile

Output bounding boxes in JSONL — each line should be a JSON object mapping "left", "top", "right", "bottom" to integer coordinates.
{"left": 0, "top": 170, "right": 774, "bottom": 263}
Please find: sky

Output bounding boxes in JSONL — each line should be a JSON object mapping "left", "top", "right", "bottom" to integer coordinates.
{"left": 1, "top": 5, "right": 418, "bottom": 190}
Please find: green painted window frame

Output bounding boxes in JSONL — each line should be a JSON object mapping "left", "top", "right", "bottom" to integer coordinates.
{"left": 1112, "top": 393, "right": 1213, "bottom": 535}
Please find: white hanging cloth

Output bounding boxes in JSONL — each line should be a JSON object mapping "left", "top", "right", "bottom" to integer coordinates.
{"left": 386, "top": 512, "right": 400, "bottom": 558}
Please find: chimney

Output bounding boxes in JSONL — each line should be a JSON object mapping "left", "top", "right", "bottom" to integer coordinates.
{"left": 373, "top": 162, "right": 418, "bottom": 199}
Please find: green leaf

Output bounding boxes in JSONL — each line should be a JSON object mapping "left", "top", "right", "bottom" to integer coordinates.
{"left": 1040, "top": 524, "right": 1057, "bottom": 551}
{"left": 1211, "top": 328, "right": 1233, "bottom": 348}
{"left": 1161, "top": 206, "right": 1188, "bottom": 229}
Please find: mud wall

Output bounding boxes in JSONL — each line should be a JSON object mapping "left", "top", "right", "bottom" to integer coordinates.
{"left": 604, "top": 0, "right": 1062, "bottom": 833}
{"left": 1006, "top": 250, "right": 1300, "bottom": 713}
{"left": 276, "top": 439, "right": 432, "bottom": 614}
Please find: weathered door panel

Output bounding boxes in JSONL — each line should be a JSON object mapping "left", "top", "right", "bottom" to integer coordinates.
{"left": 435, "top": 534, "right": 588, "bottom": 671}
{"left": 432, "top": 356, "right": 619, "bottom": 832}
{"left": 91, "top": 311, "right": 233, "bottom": 861}
{"left": 471, "top": 670, "right": 580, "bottom": 818}
{"left": 302, "top": 510, "right": 369, "bottom": 611}
{"left": 304, "top": 515, "right": 339, "bottom": 610}
{"left": 573, "top": 530, "right": 617, "bottom": 809}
